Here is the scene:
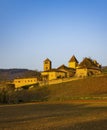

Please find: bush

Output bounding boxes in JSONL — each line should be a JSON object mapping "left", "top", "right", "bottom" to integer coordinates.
{"left": 0, "top": 86, "right": 50, "bottom": 104}
{"left": 0, "top": 88, "right": 9, "bottom": 103}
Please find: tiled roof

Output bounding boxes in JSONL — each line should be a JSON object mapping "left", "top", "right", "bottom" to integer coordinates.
{"left": 78, "top": 57, "right": 101, "bottom": 69}
{"left": 44, "top": 58, "right": 51, "bottom": 62}
{"left": 57, "top": 64, "right": 75, "bottom": 70}
{"left": 43, "top": 68, "right": 66, "bottom": 73}
{"left": 69, "top": 55, "right": 78, "bottom": 63}
{"left": 57, "top": 64, "right": 68, "bottom": 69}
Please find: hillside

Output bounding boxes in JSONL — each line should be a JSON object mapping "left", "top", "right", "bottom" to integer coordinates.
{"left": 0, "top": 74, "right": 107, "bottom": 104}
{"left": 102, "top": 66, "right": 107, "bottom": 73}
{"left": 0, "top": 69, "right": 41, "bottom": 82}
{"left": 47, "top": 74, "right": 107, "bottom": 101}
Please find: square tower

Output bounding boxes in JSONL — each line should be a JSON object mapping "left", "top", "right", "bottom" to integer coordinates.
{"left": 68, "top": 55, "right": 78, "bottom": 69}
{"left": 44, "top": 58, "right": 52, "bottom": 71}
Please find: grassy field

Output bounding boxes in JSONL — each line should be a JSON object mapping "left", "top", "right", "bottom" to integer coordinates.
{"left": 0, "top": 101, "right": 107, "bottom": 130}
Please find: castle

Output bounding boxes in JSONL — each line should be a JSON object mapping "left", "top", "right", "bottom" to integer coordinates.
{"left": 41, "top": 55, "right": 102, "bottom": 81}
{"left": 13, "top": 55, "right": 102, "bottom": 88}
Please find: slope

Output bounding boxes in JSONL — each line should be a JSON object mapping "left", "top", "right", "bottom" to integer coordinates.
{"left": 48, "top": 74, "right": 107, "bottom": 101}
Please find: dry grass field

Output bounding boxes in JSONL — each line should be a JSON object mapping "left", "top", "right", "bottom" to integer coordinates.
{"left": 48, "top": 74, "right": 107, "bottom": 101}
{"left": 0, "top": 101, "right": 107, "bottom": 130}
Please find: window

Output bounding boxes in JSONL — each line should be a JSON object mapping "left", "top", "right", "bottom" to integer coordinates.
{"left": 46, "top": 67, "right": 48, "bottom": 70}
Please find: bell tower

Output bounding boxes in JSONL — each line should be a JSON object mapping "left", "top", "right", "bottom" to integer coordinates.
{"left": 44, "top": 58, "right": 52, "bottom": 71}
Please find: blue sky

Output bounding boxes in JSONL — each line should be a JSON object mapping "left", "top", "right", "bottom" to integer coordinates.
{"left": 0, "top": 0, "right": 107, "bottom": 70}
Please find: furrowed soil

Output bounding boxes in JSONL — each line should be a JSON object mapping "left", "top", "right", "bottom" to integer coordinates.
{"left": 0, "top": 101, "right": 107, "bottom": 130}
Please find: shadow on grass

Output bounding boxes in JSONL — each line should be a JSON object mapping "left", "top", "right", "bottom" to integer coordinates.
{"left": 0, "top": 103, "right": 107, "bottom": 130}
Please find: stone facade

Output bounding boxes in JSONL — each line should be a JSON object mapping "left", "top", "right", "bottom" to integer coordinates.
{"left": 76, "top": 58, "right": 101, "bottom": 77}
{"left": 68, "top": 55, "right": 78, "bottom": 69}
{"left": 41, "top": 69, "right": 66, "bottom": 81}
{"left": 41, "top": 56, "right": 77, "bottom": 81}
{"left": 44, "top": 58, "right": 52, "bottom": 71}
{"left": 13, "top": 78, "right": 38, "bottom": 88}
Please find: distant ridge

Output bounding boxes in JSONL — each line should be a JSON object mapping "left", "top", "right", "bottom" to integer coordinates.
{"left": 0, "top": 69, "right": 40, "bottom": 81}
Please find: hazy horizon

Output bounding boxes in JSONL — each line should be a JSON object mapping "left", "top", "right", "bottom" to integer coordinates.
{"left": 0, "top": 0, "right": 107, "bottom": 71}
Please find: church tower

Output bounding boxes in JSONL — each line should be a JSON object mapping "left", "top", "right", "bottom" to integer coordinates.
{"left": 43, "top": 58, "right": 52, "bottom": 71}
{"left": 68, "top": 55, "right": 78, "bottom": 69}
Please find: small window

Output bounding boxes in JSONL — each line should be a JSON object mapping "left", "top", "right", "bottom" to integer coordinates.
{"left": 46, "top": 67, "right": 48, "bottom": 70}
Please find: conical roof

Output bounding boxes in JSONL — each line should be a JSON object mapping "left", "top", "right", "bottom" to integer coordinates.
{"left": 69, "top": 55, "right": 78, "bottom": 63}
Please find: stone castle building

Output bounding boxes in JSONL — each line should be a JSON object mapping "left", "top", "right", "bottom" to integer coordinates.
{"left": 44, "top": 58, "right": 52, "bottom": 71}
{"left": 41, "top": 55, "right": 78, "bottom": 81}
{"left": 41, "top": 55, "right": 102, "bottom": 81}
{"left": 13, "top": 55, "right": 102, "bottom": 88}
{"left": 76, "top": 57, "right": 101, "bottom": 77}
{"left": 68, "top": 55, "right": 79, "bottom": 69}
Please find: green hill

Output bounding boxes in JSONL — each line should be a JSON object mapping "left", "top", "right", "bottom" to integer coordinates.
{"left": 47, "top": 74, "right": 107, "bottom": 101}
